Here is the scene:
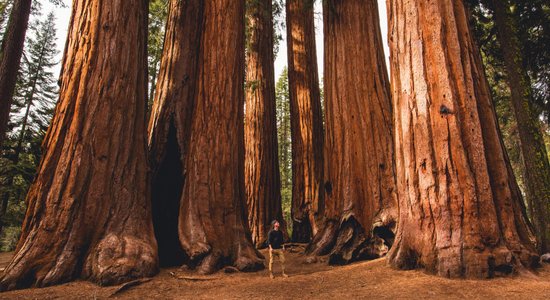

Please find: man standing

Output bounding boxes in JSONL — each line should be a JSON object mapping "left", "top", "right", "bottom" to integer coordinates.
{"left": 268, "top": 220, "right": 288, "bottom": 279}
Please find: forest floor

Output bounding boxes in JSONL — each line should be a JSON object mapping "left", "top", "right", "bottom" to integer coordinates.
{"left": 0, "top": 245, "right": 550, "bottom": 299}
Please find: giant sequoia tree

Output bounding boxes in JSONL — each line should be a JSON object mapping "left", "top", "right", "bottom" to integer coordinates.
{"left": 286, "top": 0, "right": 324, "bottom": 242}
{"left": 244, "top": 0, "right": 288, "bottom": 248}
{"left": 148, "top": 0, "right": 264, "bottom": 273}
{"left": 386, "top": 0, "right": 539, "bottom": 278}
{"left": 147, "top": 0, "right": 202, "bottom": 267}
{"left": 306, "top": 0, "right": 397, "bottom": 264}
{"left": 0, "top": 0, "right": 158, "bottom": 290}
{"left": 483, "top": 0, "right": 550, "bottom": 254}
{"left": 0, "top": 0, "right": 31, "bottom": 147}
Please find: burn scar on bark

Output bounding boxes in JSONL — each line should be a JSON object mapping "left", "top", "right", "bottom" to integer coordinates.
{"left": 439, "top": 105, "right": 453, "bottom": 116}
{"left": 324, "top": 181, "right": 333, "bottom": 195}
{"left": 420, "top": 159, "right": 427, "bottom": 171}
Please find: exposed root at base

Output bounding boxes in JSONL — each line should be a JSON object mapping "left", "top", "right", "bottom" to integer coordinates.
{"left": 388, "top": 241, "right": 540, "bottom": 279}
{"left": 305, "top": 215, "right": 396, "bottom": 265}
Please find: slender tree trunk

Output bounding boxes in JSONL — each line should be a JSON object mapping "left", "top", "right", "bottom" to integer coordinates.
{"left": 148, "top": 66, "right": 158, "bottom": 107}
{"left": 0, "top": 0, "right": 31, "bottom": 147}
{"left": 484, "top": 0, "right": 550, "bottom": 254}
{"left": 148, "top": 0, "right": 264, "bottom": 274}
{"left": 286, "top": 0, "right": 324, "bottom": 242}
{"left": 0, "top": 0, "right": 158, "bottom": 290}
{"left": 244, "top": 0, "right": 288, "bottom": 248}
{"left": 306, "top": 0, "right": 397, "bottom": 265}
{"left": 386, "top": 0, "right": 539, "bottom": 278}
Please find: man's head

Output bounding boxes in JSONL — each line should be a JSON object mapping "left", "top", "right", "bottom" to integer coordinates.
{"left": 272, "top": 220, "right": 280, "bottom": 230}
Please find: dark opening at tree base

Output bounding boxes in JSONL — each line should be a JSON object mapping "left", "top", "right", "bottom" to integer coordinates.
{"left": 292, "top": 217, "right": 313, "bottom": 243}
{"left": 373, "top": 221, "right": 396, "bottom": 249}
{"left": 151, "top": 122, "right": 187, "bottom": 267}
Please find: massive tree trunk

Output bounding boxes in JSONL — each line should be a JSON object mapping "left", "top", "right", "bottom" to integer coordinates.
{"left": 148, "top": 0, "right": 264, "bottom": 274}
{"left": 484, "top": 0, "right": 550, "bottom": 254}
{"left": 147, "top": 0, "right": 202, "bottom": 267}
{"left": 0, "top": 0, "right": 31, "bottom": 147}
{"left": 244, "top": 0, "right": 288, "bottom": 248}
{"left": 0, "top": 0, "right": 158, "bottom": 291}
{"left": 306, "top": 0, "right": 397, "bottom": 265}
{"left": 286, "top": 0, "right": 324, "bottom": 242}
{"left": 386, "top": 0, "right": 539, "bottom": 278}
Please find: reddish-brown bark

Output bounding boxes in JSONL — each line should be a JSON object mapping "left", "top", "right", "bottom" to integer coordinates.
{"left": 0, "top": 0, "right": 158, "bottom": 290}
{"left": 286, "top": 0, "right": 324, "bottom": 242}
{"left": 149, "top": 0, "right": 264, "bottom": 274}
{"left": 244, "top": 0, "right": 288, "bottom": 248}
{"left": 306, "top": 0, "right": 397, "bottom": 265}
{"left": 386, "top": 0, "right": 539, "bottom": 278}
{"left": 0, "top": 0, "right": 31, "bottom": 147}
{"left": 147, "top": 0, "right": 202, "bottom": 267}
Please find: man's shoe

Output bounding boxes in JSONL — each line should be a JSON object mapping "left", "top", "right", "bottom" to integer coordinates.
{"left": 282, "top": 273, "right": 289, "bottom": 278}
{"left": 269, "top": 273, "right": 274, "bottom": 279}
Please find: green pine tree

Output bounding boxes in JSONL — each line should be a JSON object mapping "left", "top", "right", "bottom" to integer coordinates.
{"left": 275, "top": 67, "right": 292, "bottom": 233}
{"left": 147, "top": 0, "right": 168, "bottom": 108}
{"left": 0, "top": 0, "right": 13, "bottom": 40}
{"left": 0, "top": 11, "right": 59, "bottom": 251}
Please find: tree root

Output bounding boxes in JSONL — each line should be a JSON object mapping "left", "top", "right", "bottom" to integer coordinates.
{"left": 0, "top": 232, "right": 158, "bottom": 291}
{"left": 388, "top": 238, "right": 540, "bottom": 278}
{"left": 306, "top": 215, "right": 395, "bottom": 265}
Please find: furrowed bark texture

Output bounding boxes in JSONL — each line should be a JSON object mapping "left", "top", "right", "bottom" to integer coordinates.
{"left": 149, "top": 0, "right": 264, "bottom": 274}
{"left": 0, "top": 0, "right": 158, "bottom": 290}
{"left": 306, "top": 0, "right": 397, "bottom": 265}
{"left": 147, "top": 0, "right": 202, "bottom": 267}
{"left": 286, "top": 0, "right": 324, "bottom": 242}
{"left": 387, "top": 0, "right": 539, "bottom": 278}
{"left": 485, "top": 0, "right": 550, "bottom": 254}
{"left": 0, "top": 0, "right": 31, "bottom": 147}
{"left": 245, "top": 0, "right": 288, "bottom": 248}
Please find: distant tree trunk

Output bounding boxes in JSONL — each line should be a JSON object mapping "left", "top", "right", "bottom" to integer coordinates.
{"left": 306, "top": 0, "right": 397, "bottom": 265}
{"left": 387, "top": 0, "right": 539, "bottom": 278}
{"left": 0, "top": 0, "right": 31, "bottom": 147}
{"left": 149, "top": 0, "right": 264, "bottom": 274}
{"left": 148, "top": 67, "right": 158, "bottom": 107}
{"left": 286, "top": 0, "right": 324, "bottom": 243}
{"left": 244, "top": 0, "right": 288, "bottom": 248}
{"left": 147, "top": 0, "right": 202, "bottom": 267}
{"left": 0, "top": 0, "right": 158, "bottom": 290}
{"left": 484, "top": 0, "right": 550, "bottom": 254}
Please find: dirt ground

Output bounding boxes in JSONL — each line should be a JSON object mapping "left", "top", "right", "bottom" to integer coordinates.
{"left": 0, "top": 246, "right": 549, "bottom": 300}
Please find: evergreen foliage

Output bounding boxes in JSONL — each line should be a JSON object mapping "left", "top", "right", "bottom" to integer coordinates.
{"left": 147, "top": 0, "right": 168, "bottom": 108}
{"left": 275, "top": 67, "right": 292, "bottom": 234}
{"left": 0, "top": 11, "right": 58, "bottom": 251}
